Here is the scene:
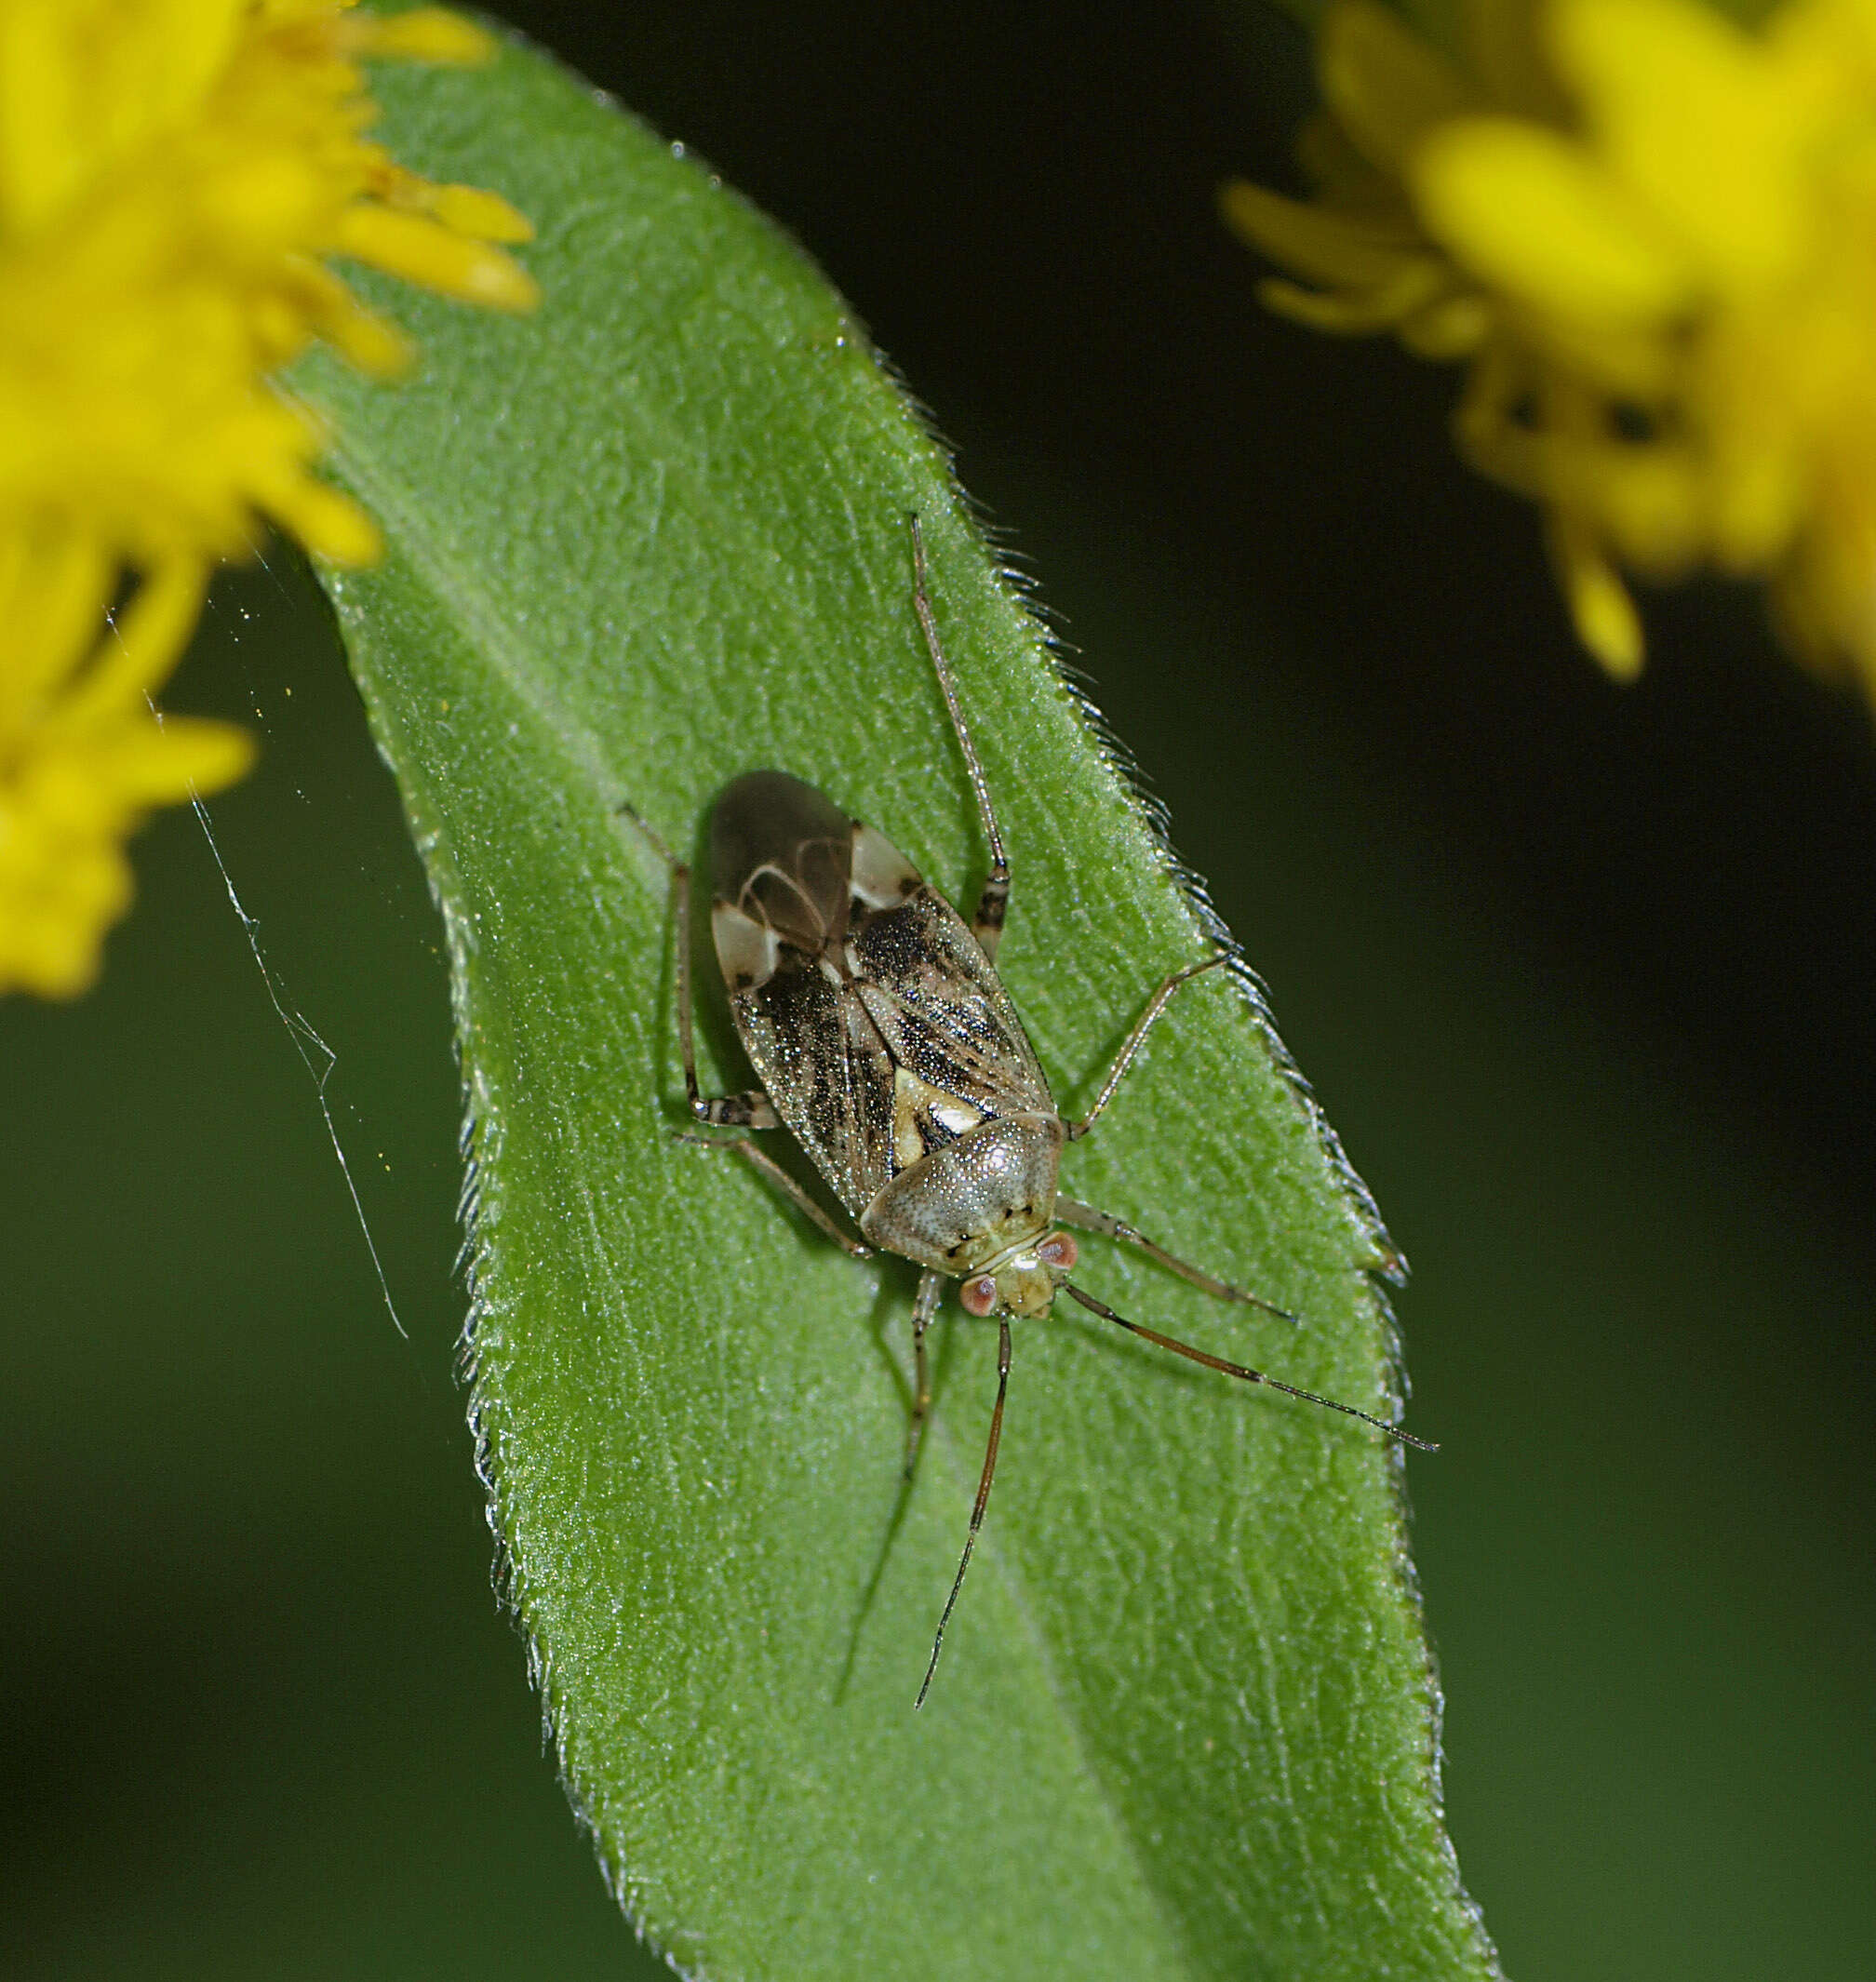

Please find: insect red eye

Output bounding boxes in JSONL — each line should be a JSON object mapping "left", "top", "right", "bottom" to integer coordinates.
{"left": 960, "top": 1276, "right": 998, "bottom": 1317}
{"left": 1037, "top": 1233, "right": 1078, "bottom": 1270}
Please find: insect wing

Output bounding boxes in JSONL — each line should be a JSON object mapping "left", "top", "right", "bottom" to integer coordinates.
{"left": 709, "top": 775, "right": 883, "bottom": 1218}
{"left": 848, "top": 879, "right": 1053, "bottom": 1174}
{"left": 711, "top": 770, "right": 853, "bottom": 958}
{"left": 729, "top": 951, "right": 898, "bottom": 1215}
{"left": 714, "top": 792, "right": 1052, "bottom": 1218}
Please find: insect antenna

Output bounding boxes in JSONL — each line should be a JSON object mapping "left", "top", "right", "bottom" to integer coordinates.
{"left": 1060, "top": 1282, "right": 1436, "bottom": 1451}
{"left": 916, "top": 1317, "right": 1013, "bottom": 1709}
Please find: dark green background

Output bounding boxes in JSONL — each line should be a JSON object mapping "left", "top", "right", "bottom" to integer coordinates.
{"left": 6, "top": 4, "right": 1870, "bottom": 1977}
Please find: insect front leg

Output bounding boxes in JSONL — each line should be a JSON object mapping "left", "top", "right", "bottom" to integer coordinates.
{"left": 909, "top": 516, "right": 1011, "bottom": 958}
{"left": 1064, "top": 955, "right": 1230, "bottom": 1141}
{"left": 1052, "top": 1195, "right": 1295, "bottom": 1321}
{"left": 677, "top": 1132, "right": 875, "bottom": 1260}
{"left": 904, "top": 1269, "right": 945, "bottom": 1477}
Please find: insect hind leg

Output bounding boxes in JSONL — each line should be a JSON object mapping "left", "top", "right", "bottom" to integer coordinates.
{"left": 621, "top": 800, "right": 784, "bottom": 1131}
{"left": 693, "top": 1090, "right": 781, "bottom": 1130}
{"left": 676, "top": 1132, "right": 875, "bottom": 1260}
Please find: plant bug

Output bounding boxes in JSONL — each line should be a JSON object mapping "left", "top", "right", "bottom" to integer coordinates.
{"left": 628, "top": 517, "right": 1433, "bottom": 1707}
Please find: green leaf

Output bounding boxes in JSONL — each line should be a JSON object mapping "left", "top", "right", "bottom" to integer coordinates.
{"left": 293, "top": 23, "right": 1499, "bottom": 1982}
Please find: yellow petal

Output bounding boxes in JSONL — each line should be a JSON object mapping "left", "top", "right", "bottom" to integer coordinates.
{"left": 1412, "top": 116, "right": 1692, "bottom": 328}
{"left": 351, "top": 7, "right": 497, "bottom": 66}
{"left": 100, "top": 714, "right": 257, "bottom": 803}
{"left": 1695, "top": 314, "right": 1810, "bottom": 565}
{"left": 0, "top": 846, "right": 131, "bottom": 998}
{"left": 1709, "top": 442, "right": 1804, "bottom": 570}
{"left": 336, "top": 203, "right": 541, "bottom": 310}
{"left": 1398, "top": 291, "right": 1493, "bottom": 359}
{"left": 277, "top": 256, "right": 417, "bottom": 376}
{"left": 252, "top": 462, "right": 383, "bottom": 566}
{"left": 1549, "top": 0, "right": 1814, "bottom": 291}
{"left": 0, "top": 2, "right": 83, "bottom": 233}
{"left": 2, "top": 528, "right": 109, "bottom": 716}
{"left": 56, "top": 555, "right": 209, "bottom": 729}
{"left": 311, "top": 297, "right": 415, "bottom": 378}
{"left": 368, "top": 158, "right": 536, "bottom": 245}
{"left": 119, "top": 0, "right": 247, "bottom": 148}
{"left": 1585, "top": 446, "right": 1704, "bottom": 576}
{"left": 1547, "top": 508, "right": 1646, "bottom": 678}
{"left": 1320, "top": 0, "right": 1474, "bottom": 177}
{"left": 1259, "top": 261, "right": 1451, "bottom": 334}
{"left": 423, "top": 182, "right": 535, "bottom": 245}
{"left": 0, "top": 0, "right": 246, "bottom": 234}
{"left": 1772, "top": 465, "right": 1876, "bottom": 682}
{"left": 1220, "top": 180, "right": 1426, "bottom": 287}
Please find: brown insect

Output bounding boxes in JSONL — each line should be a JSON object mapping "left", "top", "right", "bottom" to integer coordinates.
{"left": 630, "top": 518, "right": 1432, "bottom": 1706}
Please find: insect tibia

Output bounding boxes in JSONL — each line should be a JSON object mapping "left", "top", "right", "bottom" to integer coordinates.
{"left": 1059, "top": 1281, "right": 1436, "bottom": 1452}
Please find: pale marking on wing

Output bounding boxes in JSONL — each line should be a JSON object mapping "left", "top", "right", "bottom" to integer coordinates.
{"left": 712, "top": 899, "right": 779, "bottom": 991}
{"left": 851, "top": 822, "right": 923, "bottom": 910}
{"left": 891, "top": 1064, "right": 989, "bottom": 1169}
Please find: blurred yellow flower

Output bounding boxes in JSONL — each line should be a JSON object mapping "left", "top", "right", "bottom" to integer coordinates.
{"left": 0, "top": 0, "right": 539, "bottom": 998}
{"left": 0, "top": 547, "right": 248, "bottom": 995}
{"left": 1224, "top": 0, "right": 1876, "bottom": 703}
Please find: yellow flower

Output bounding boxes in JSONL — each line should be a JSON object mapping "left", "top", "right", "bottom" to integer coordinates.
{"left": 1224, "top": 0, "right": 1876, "bottom": 703}
{"left": 0, "top": 0, "right": 540, "bottom": 998}
{"left": 0, "top": 544, "right": 249, "bottom": 996}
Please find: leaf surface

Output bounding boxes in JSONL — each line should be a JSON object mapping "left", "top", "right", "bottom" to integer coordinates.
{"left": 295, "top": 23, "right": 1499, "bottom": 1982}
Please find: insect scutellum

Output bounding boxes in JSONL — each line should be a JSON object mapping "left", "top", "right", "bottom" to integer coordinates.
{"left": 626, "top": 514, "right": 1434, "bottom": 1709}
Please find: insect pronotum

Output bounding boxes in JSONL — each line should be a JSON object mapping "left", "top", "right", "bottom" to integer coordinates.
{"left": 628, "top": 516, "right": 1433, "bottom": 1707}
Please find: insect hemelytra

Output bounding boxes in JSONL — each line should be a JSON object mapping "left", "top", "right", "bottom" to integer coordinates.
{"left": 634, "top": 517, "right": 1433, "bottom": 1707}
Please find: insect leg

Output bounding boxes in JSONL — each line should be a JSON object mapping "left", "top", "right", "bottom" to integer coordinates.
{"left": 904, "top": 1269, "right": 945, "bottom": 1477}
{"left": 677, "top": 1132, "right": 874, "bottom": 1259}
{"left": 691, "top": 1089, "right": 781, "bottom": 1130}
{"left": 909, "top": 515, "right": 1012, "bottom": 958}
{"left": 1064, "top": 955, "right": 1230, "bottom": 1141}
{"left": 676, "top": 898, "right": 776, "bottom": 1114}
{"left": 917, "top": 1316, "right": 1013, "bottom": 1709}
{"left": 1052, "top": 1195, "right": 1295, "bottom": 1320}
{"left": 623, "top": 804, "right": 785, "bottom": 1129}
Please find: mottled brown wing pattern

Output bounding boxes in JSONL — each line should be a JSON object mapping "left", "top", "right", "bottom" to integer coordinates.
{"left": 730, "top": 958, "right": 896, "bottom": 1219}
{"left": 850, "top": 888, "right": 1053, "bottom": 1148}
{"left": 720, "top": 812, "right": 1052, "bottom": 1221}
